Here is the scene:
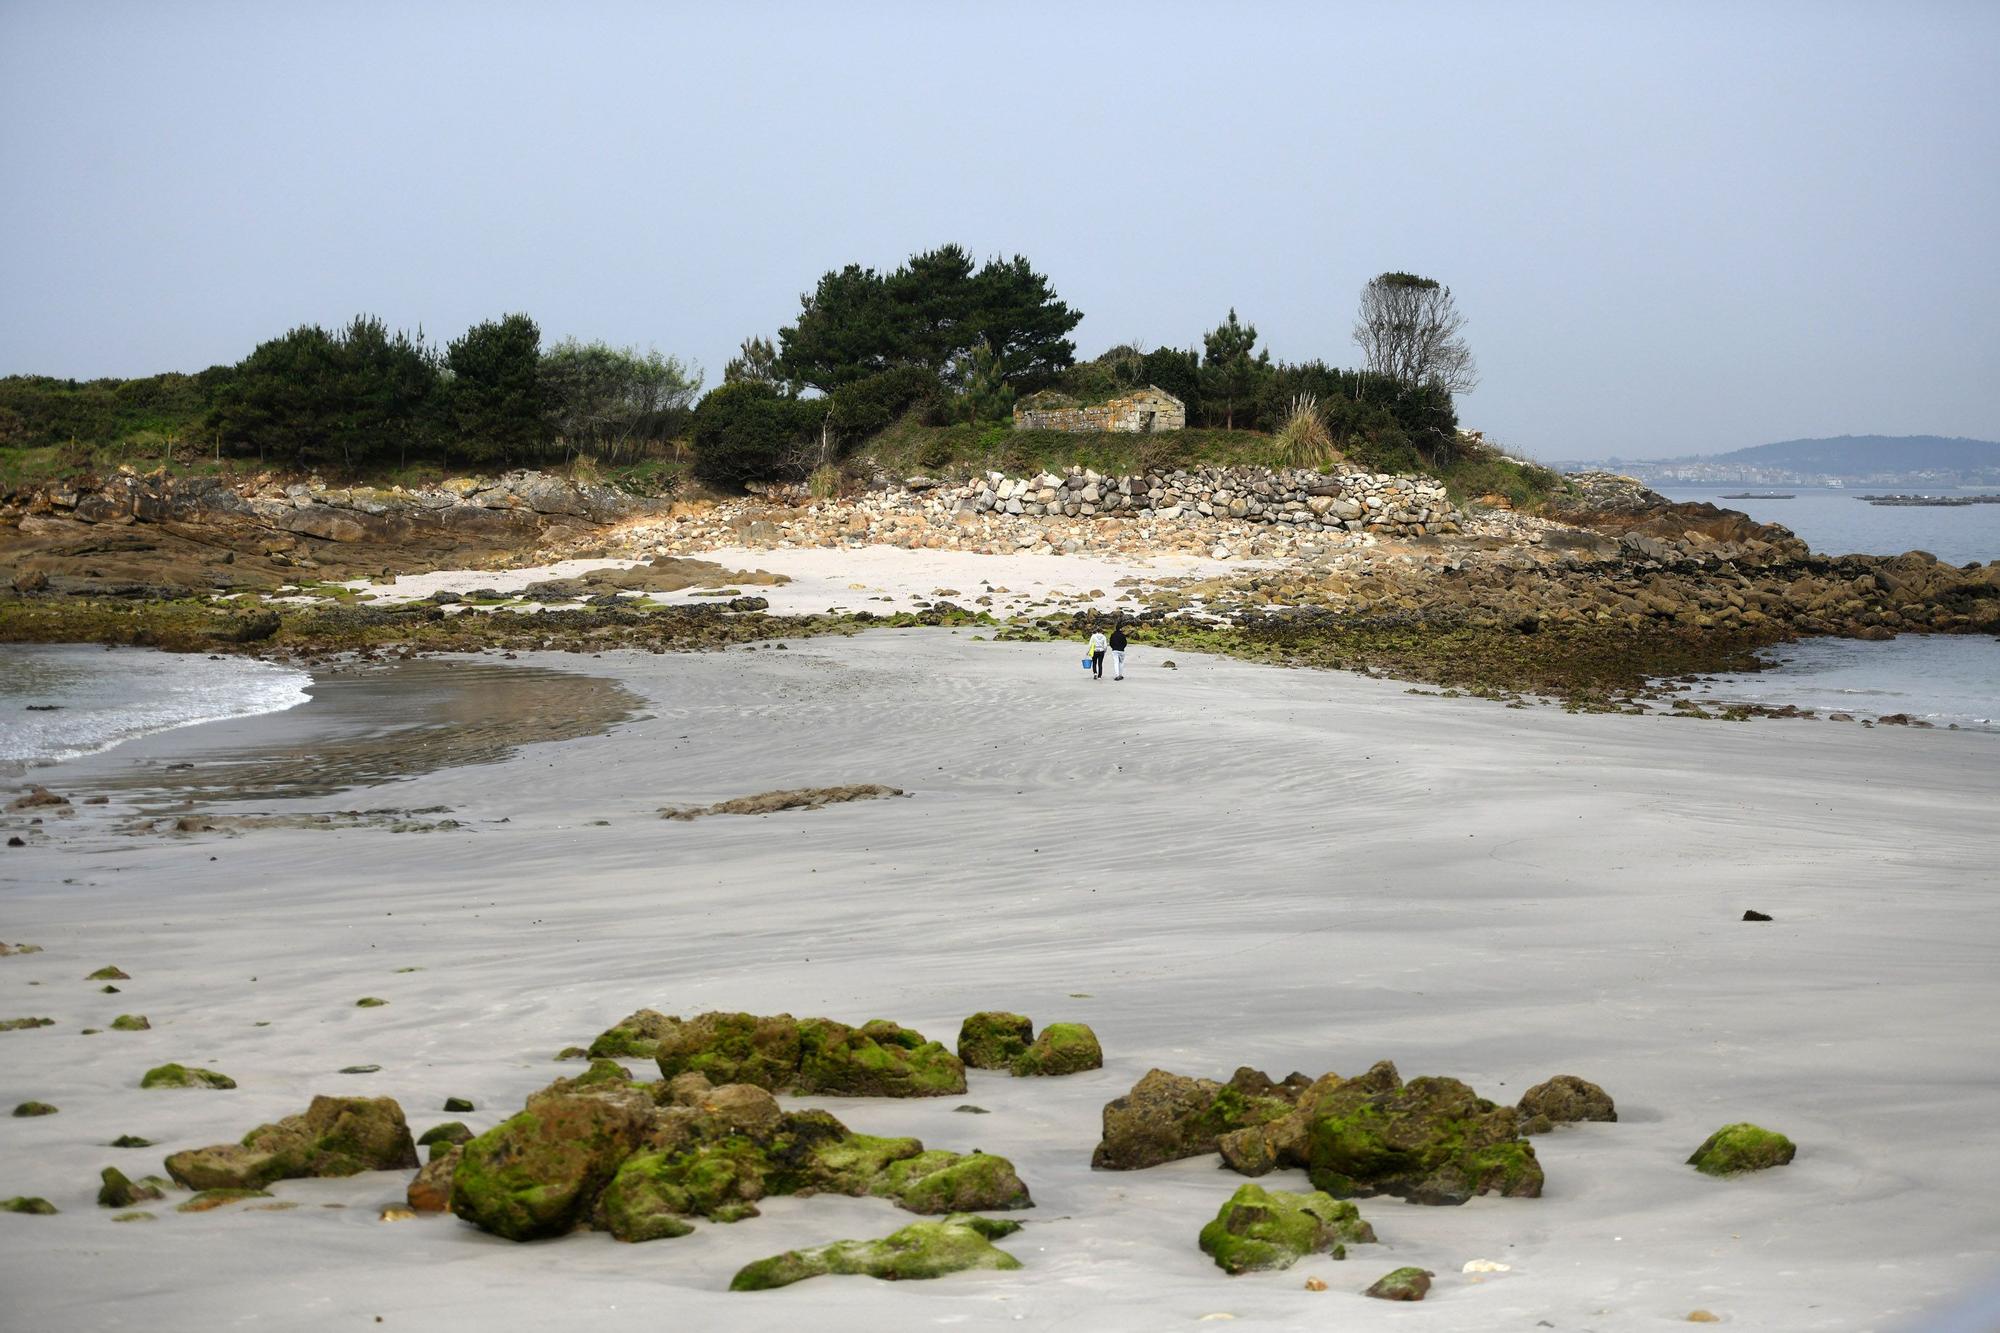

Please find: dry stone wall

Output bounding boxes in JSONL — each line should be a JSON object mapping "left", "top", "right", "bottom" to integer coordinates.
{"left": 956, "top": 466, "right": 1456, "bottom": 539}
{"left": 1013, "top": 388, "right": 1185, "bottom": 434}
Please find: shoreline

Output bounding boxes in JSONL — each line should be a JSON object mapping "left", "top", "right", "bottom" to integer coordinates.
{"left": 3, "top": 631, "right": 1998, "bottom": 1330}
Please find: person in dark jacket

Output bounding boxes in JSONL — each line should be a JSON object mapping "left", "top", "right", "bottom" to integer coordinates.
{"left": 1108, "top": 624, "right": 1128, "bottom": 680}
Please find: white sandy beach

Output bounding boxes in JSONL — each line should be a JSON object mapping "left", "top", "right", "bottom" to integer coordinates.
{"left": 3, "top": 630, "right": 1998, "bottom": 1331}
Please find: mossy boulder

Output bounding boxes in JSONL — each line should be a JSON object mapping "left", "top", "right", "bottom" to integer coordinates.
{"left": 418, "top": 1121, "right": 474, "bottom": 1157}
{"left": 110, "top": 1014, "right": 151, "bottom": 1032}
{"left": 12, "top": 1101, "right": 58, "bottom": 1117}
{"left": 1010, "top": 1022, "right": 1102, "bottom": 1077}
{"left": 2, "top": 1196, "right": 58, "bottom": 1215}
{"left": 450, "top": 1084, "right": 653, "bottom": 1241}
{"left": 588, "top": 1008, "right": 681, "bottom": 1059}
{"left": 729, "top": 1215, "right": 1023, "bottom": 1291}
{"left": 796, "top": 1019, "right": 966, "bottom": 1097}
{"left": 407, "top": 1145, "right": 461, "bottom": 1213}
{"left": 442, "top": 1096, "right": 475, "bottom": 1113}
{"left": 957, "top": 1012, "right": 1034, "bottom": 1069}
{"left": 165, "top": 1094, "right": 418, "bottom": 1191}
{"left": 654, "top": 1011, "right": 802, "bottom": 1089}
{"left": 1517, "top": 1074, "right": 1615, "bottom": 1132}
{"left": 110, "top": 1134, "right": 154, "bottom": 1148}
{"left": 1687, "top": 1123, "right": 1796, "bottom": 1176}
{"left": 86, "top": 966, "right": 130, "bottom": 981}
{"left": 97, "top": 1167, "right": 166, "bottom": 1208}
{"left": 1092, "top": 1067, "right": 1300, "bottom": 1170}
{"left": 876, "top": 1150, "right": 1031, "bottom": 1213}
{"left": 1301, "top": 1068, "right": 1543, "bottom": 1205}
{"left": 140, "top": 1063, "right": 235, "bottom": 1090}
{"left": 1, "top": 1017, "right": 55, "bottom": 1032}
{"left": 1364, "top": 1266, "right": 1435, "bottom": 1301}
{"left": 1199, "top": 1183, "right": 1376, "bottom": 1274}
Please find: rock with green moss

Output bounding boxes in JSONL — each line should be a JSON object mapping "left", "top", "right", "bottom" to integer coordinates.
{"left": 418, "top": 1121, "right": 473, "bottom": 1155}
{"left": 554, "top": 1045, "right": 590, "bottom": 1061}
{"left": 2, "top": 1196, "right": 58, "bottom": 1215}
{"left": 12, "top": 1101, "right": 58, "bottom": 1117}
{"left": 442, "top": 1096, "right": 474, "bottom": 1113}
{"left": 957, "top": 1012, "right": 1034, "bottom": 1069}
{"left": 1010, "top": 1022, "right": 1102, "bottom": 1077}
{"left": 1, "top": 1017, "right": 55, "bottom": 1032}
{"left": 111, "top": 1134, "right": 154, "bottom": 1148}
{"left": 588, "top": 1008, "right": 681, "bottom": 1059}
{"left": 109, "top": 1014, "right": 151, "bottom": 1032}
{"left": 797, "top": 1018, "right": 967, "bottom": 1097}
{"left": 177, "top": 1188, "right": 270, "bottom": 1212}
{"left": 729, "top": 1215, "right": 1023, "bottom": 1290}
{"left": 654, "top": 1011, "right": 803, "bottom": 1089}
{"left": 87, "top": 966, "right": 130, "bottom": 981}
{"left": 1365, "top": 1266, "right": 1435, "bottom": 1301}
{"left": 165, "top": 1095, "right": 417, "bottom": 1191}
{"left": 1092, "top": 1067, "right": 1302, "bottom": 1170}
{"left": 97, "top": 1167, "right": 166, "bottom": 1208}
{"left": 450, "top": 1083, "right": 653, "bottom": 1241}
{"left": 1299, "top": 1066, "right": 1543, "bottom": 1205}
{"left": 140, "top": 1063, "right": 235, "bottom": 1090}
{"left": 1199, "top": 1183, "right": 1376, "bottom": 1273}
{"left": 355, "top": 997, "right": 387, "bottom": 1008}
{"left": 1517, "top": 1075, "right": 1615, "bottom": 1133}
{"left": 875, "top": 1150, "right": 1031, "bottom": 1213}
{"left": 1687, "top": 1123, "right": 1796, "bottom": 1176}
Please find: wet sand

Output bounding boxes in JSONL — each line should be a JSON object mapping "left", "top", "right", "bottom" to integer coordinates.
{"left": 1, "top": 630, "right": 1997, "bottom": 1331}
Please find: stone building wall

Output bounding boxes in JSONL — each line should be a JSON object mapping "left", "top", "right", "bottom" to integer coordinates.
{"left": 1013, "top": 387, "right": 1185, "bottom": 434}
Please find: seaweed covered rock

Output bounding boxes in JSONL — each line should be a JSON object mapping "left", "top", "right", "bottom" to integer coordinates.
{"left": 140, "top": 1063, "right": 235, "bottom": 1090}
{"left": 1218, "top": 1064, "right": 1402, "bottom": 1176}
{"left": 2, "top": 1018, "right": 56, "bottom": 1032}
{"left": 797, "top": 1019, "right": 966, "bottom": 1097}
{"left": 1092, "top": 1067, "right": 1300, "bottom": 1170}
{"left": 1302, "top": 1069, "right": 1542, "bottom": 1205}
{"left": 654, "top": 1011, "right": 803, "bottom": 1089}
{"left": 1517, "top": 1074, "right": 1616, "bottom": 1133}
{"left": 165, "top": 1095, "right": 418, "bottom": 1191}
{"left": 598, "top": 1088, "right": 1029, "bottom": 1244}
{"left": 1199, "top": 1183, "right": 1376, "bottom": 1274}
{"left": 651, "top": 1011, "right": 966, "bottom": 1097}
{"left": 1365, "top": 1266, "right": 1435, "bottom": 1301}
{"left": 1010, "top": 1023, "right": 1102, "bottom": 1077}
{"left": 1687, "top": 1123, "right": 1796, "bottom": 1177}
{"left": 2, "top": 1196, "right": 58, "bottom": 1215}
{"left": 408, "top": 1145, "right": 461, "bottom": 1213}
{"left": 729, "top": 1215, "right": 1023, "bottom": 1291}
{"left": 418, "top": 1122, "right": 474, "bottom": 1157}
{"left": 588, "top": 1008, "right": 682, "bottom": 1059}
{"left": 12, "top": 1100, "right": 58, "bottom": 1117}
{"left": 957, "top": 1012, "right": 1034, "bottom": 1069}
{"left": 97, "top": 1167, "right": 166, "bottom": 1208}
{"left": 450, "top": 1083, "right": 653, "bottom": 1241}
{"left": 110, "top": 1014, "right": 151, "bottom": 1032}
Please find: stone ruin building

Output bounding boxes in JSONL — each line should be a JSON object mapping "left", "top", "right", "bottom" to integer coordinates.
{"left": 1012, "top": 385, "right": 1185, "bottom": 434}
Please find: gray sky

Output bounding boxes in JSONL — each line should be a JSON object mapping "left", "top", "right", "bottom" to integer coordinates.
{"left": 3, "top": 1, "right": 1996, "bottom": 459}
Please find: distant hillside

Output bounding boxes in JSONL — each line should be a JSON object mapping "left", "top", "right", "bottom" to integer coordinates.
{"left": 1707, "top": 435, "right": 2000, "bottom": 471}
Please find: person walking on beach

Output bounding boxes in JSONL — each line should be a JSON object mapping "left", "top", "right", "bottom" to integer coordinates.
{"left": 1088, "top": 628, "right": 1109, "bottom": 680}
{"left": 1108, "top": 623, "right": 1128, "bottom": 680}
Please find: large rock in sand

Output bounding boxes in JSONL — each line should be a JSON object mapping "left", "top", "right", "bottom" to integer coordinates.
{"left": 652, "top": 1011, "right": 966, "bottom": 1097}
{"left": 1517, "top": 1074, "right": 1616, "bottom": 1133}
{"left": 165, "top": 1095, "right": 418, "bottom": 1191}
{"left": 1199, "top": 1182, "right": 1375, "bottom": 1274}
{"left": 1092, "top": 1068, "right": 1299, "bottom": 1170}
{"left": 729, "top": 1215, "right": 1023, "bottom": 1290}
{"left": 654, "top": 1011, "right": 803, "bottom": 1089}
{"left": 1300, "top": 1068, "right": 1542, "bottom": 1205}
{"left": 1686, "top": 1123, "right": 1796, "bottom": 1176}
{"left": 587, "top": 1008, "right": 681, "bottom": 1059}
{"left": 956, "top": 1012, "right": 1034, "bottom": 1070}
{"left": 450, "top": 1083, "right": 653, "bottom": 1240}
{"left": 1010, "top": 1022, "right": 1102, "bottom": 1077}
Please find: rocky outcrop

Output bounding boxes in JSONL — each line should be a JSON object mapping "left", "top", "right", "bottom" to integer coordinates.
{"left": 1517, "top": 1074, "right": 1617, "bottom": 1133}
{"left": 1687, "top": 1123, "right": 1796, "bottom": 1176}
{"left": 650, "top": 1012, "right": 967, "bottom": 1097}
{"left": 728, "top": 1215, "right": 1023, "bottom": 1290}
{"left": 1295, "top": 1067, "right": 1542, "bottom": 1205}
{"left": 956, "top": 1012, "right": 1034, "bottom": 1070}
{"left": 164, "top": 1095, "right": 417, "bottom": 1190}
{"left": 1092, "top": 1067, "right": 1305, "bottom": 1170}
{"left": 1199, "top": 1183, "right": 1375, "bottom": 1274}
{"left": 450, "top": 1081, "right": 655, "bottom": 1241}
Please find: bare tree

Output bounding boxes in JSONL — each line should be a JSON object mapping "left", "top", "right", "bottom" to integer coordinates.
{"left": 1352, "top": 272, "right": 1478, "bottom": 395}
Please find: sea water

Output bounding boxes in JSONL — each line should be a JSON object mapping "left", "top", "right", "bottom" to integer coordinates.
{"left": 0, "top": 644, "right": 312, "bottom": 771}
{"left": 1653, "top": 487, "right": 1998, "bottom": 730}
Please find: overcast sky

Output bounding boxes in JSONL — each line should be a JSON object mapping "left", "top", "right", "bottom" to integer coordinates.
{"left": 3, "top": 1, "right": 1995, "bottom": 459}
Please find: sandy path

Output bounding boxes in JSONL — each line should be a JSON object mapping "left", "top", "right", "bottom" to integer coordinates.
{"left": 2, "top": 631, "right": 1997, "bottom": 1330}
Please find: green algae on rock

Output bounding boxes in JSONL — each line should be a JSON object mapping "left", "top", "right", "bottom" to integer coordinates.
{"left": 140, "top": 1063, "right": 236, "bottom": 1090}
{"left": 729, "top": 1214, "right": 1024, "bottom": 1291}
{"left": 450, "top": 1083, "right": 654, "bottom": 1241}
{"left": 12, "top": 1100, "right": 58, "bottom": 1117}
{"left": 1517, "top": 1074, "right": 1616, "bottom": 1133}
{"left": 86, "top": 967, "right": 130, "bottom": 981}
{"left": 1199, "top": 1183, "right": 1376, "bottom": 1274}
{"left": 442, "top": 1096, "right": 475, "bottom": 1113}
{"left": 110, "top": 1014, "right": 151, "bottom": 1031}
{"left": 355, "top": 997, "right": 387, "bottom": 1008}
{"left": 97, "top": 1167, "right": 166, "bottom": 1208}
{"left": 1300, "top": 1068, "right": 1542, "bottom": 1205}
{"left": 418, "top": 1122, "right": 474, "bottom": 1156}
{"left": 164, "top": 1095, "right": 417, "bottom": 1191}
{"left": 1, "top": 1017, "right": 56, "bottom": 1032}
{"left": 111, "top": 1134, "right": 154, "bottom": 1148}
{"left": 1093, "top": 1067, "right": 1302, "bottom": 1170}
{"left": 1010, "top": 1022, "right": 1102, "bottom": 1077}
{"left": 1687, "top": 1123, "right": 1796, "bottom": 1176}
{"left": 1365, "top": 1265, "right": 1435, "bottom": 1301}
{"left": 956, "top": 1012, "right": 1034, "bottom": 1070}
{"left": 2, "top": 1196, "right": 58, "bottom": 1215}
{"left": 649, "top": 1011, "right": 966, "bottom": 1097}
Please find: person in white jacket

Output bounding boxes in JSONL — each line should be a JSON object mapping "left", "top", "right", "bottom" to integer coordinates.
{"left": 1087, "top": 629, "right": 1109, "bottom": 680}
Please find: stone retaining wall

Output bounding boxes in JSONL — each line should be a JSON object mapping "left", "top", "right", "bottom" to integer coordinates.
{"left": 952, "top": 466, "right": 1456, "bottom": 539}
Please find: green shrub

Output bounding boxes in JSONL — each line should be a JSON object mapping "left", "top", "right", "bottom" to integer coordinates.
{"left": 690, "top": 382, "right": 821, "bottom": 488}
